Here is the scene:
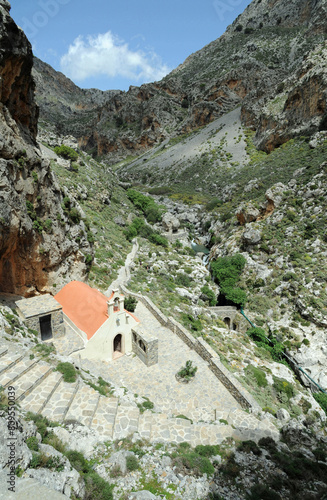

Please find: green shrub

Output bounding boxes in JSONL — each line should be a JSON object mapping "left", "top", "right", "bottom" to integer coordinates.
{"left": 65, "top": 450, "right": 90, "bottom": 473}
{"left": 194, "top": 444, "right": 220, "bottom": 457}
{"left": 126, "top": 455, "right": 139, "bottom": 471}
{"left": 149, "top": 233, "right": 168, "bottom": 247}
{"left": 69, "top": 207, "right": 81, "bottom": 224}
{"left": 273, "top": 377, "right": 295, "bottom": 400}
{"left": 173, "top": 451, "right": 214, "bottom": 476}
{"left": 238, "top": 440, "right": 262, "bottom": 456}
{"left": 313, "top": 392, "right": 327, "bottom": 415}
{"left": 201, "top": 285, "right": 217, "bottom": 306}
{"left": 175, "top": 273, "right": 192, "bottom": 288}
{"left": 126, "top": 189, "right": 164, "bottom": 222}
{"left": 56, "top": 362, "right": 77, "bottom": 383}
{"left": 54, "top": 145, "right": 78, "bottom": 162}
{"left": 205, "top": 198, "right": 223, "bottom": 211}
{"left": 245, "top": 364, "right": 268, "bottom": 387}
{"left": 124, "top": 296, "right": 137, "bottom": 312}
{"left": 247, "top": 327, "right": 268, "bottom": 344}
{"left": 84, "top": 471, "right": 114, "bottom": 500}
{"left": 30, "top": 452, "right": 41, "bottom": 468}
{"left": 247, "top": 483, "right": 281, "bottom": 500}
{"left": 26, "top": 436, "right": 39, "bottom": 451}
{"left": 178, "top": 360, "right": 197, "bottom": 381}
{"left": 211, "top": 254, "right": 247, "bottom": 306}
{"left": 25, "top": 413, "right": 53, "bottom": 440}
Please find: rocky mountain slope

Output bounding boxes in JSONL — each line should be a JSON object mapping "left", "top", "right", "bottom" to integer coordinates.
{"left": 0, "top": 0, "right": 92, "bottom": 296}
{"left": 34, "top": 0, "right": 327, "bottom": 164}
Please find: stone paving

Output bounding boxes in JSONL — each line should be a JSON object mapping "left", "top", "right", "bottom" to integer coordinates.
{"left": 23, "top": 371, "right": 63, "bottom": 413}
{"left": 79, "top": 301, "right": 241, "bottom": 422}
{"left": 0, "top": 336, "right": 279, "bottom": 447}
{"left": 52, "top": 322, "right": 84, "bottom": 357}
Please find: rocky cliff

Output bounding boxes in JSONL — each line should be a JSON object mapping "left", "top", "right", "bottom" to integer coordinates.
{"left": 33, "top": 0, "right": 327, "bottom": 162}
{"left": 0, "top": 0, "right": 92, "bottom": 296}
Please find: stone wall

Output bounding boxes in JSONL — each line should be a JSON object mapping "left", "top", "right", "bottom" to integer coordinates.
{"left": 121, "top": 284, "right": 259, "bottom": 411}
{"left": 25, "top": 309, "right": 65, "bottom": 341}
{"left": 132, "top": 325, "right": 158, "bottom": 367}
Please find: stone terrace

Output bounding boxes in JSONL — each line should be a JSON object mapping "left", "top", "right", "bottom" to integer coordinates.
{"left": 79, "top": 302, "right": 241, "bottom": 422}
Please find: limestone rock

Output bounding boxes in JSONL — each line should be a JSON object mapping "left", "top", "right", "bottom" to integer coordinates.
{"left": 242, "top": 227, "right": 261, "bottom": 246}
{"left": 264, "top": 183, "right": 286, "bottom": 213}
{"left": 276, "top": 408, "right": 291, "bottom": 422}
{"left": 162, "top": 212, "right": 180, "bottom": 232}
{"left": 0, "top": 3, "right": 93, "bottom": 295}
{"left": 236, "top": 202, "right": 260, "bottom": 225}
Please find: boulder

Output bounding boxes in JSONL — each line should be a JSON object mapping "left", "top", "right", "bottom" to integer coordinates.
{"left": 276, "top": 408, "right": 291, "bottom": 422}
{"left": 236, "top": 202, "right": 260, "bottom": 225}
{"left": 162, "top": 212, "right": 180, "bottom": 232}
{"left": 242, "top": 227, "right": 261, "bottom": 246}
{"left": 264, "top": 183, "right": 286, "bottom": 213}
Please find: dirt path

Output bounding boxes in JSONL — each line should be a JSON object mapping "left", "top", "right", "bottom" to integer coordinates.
{"left": 105, "top": 238, "right": 139, "bottom": 296}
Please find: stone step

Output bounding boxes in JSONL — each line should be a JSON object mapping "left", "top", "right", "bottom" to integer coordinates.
{"left": 0, "top": 353, "right": 24, "bottom": 375}
{"left": 0, "top": 346, "right": 8, "bottom": 358}
{"left": 190, "top": 422, "right": 234, "bottom": 447}
{"left": 138, "top": 410, "right": 153, "bottom": 440}
{"left": 16, "top": 363, "right": 54, "bottom": 401}
{"left": 0, "top": 357, "right": 38, "bottom": 388}
{"left": 23, "top": 371, "right": 63, "bottom": 414}
{"left": 65, "top": 383, "right": 100, "bottom": 427}
{"left": 227, "top": 409, "right": 279, "bottom": 442}
{"left": 151, "top": 415, "right": 193, "bottom": 444}
{"left": 138, "top": 412, "right": 234, "bottom": 446}
{"left": 113, "top": 403, "right": 140, "bottom": 440}
{"left": 42, "top": 379, "right": 79, "bottom": 423}
{"left": 91, "top": 396, "right": 119, "bottom": 438}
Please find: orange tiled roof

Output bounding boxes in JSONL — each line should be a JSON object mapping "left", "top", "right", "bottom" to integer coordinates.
{"left": 54, "top": 281, "right": 109, "bottom": 340}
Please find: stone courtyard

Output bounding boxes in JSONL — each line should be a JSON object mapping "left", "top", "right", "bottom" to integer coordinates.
{"left": 74, "top": 301, "right": 241, "bottom": 423}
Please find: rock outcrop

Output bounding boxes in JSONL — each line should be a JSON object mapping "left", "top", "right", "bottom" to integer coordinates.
{"left": 0, "top": 1, "right": 92, "bottom": 296}
{"left": 33, "top": 0, "right": 327, "bottom": 162}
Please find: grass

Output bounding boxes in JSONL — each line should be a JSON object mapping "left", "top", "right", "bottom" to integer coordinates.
{"left": 56, "top": 362, "right": 77, "bottom": 383}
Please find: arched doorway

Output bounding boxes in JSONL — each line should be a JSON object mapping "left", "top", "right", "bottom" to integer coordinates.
{"left": 223, "top": 317, "right": 231, "bottom": 329}
{"left": 113, "top": 334, "right": 122, "bottom": 353}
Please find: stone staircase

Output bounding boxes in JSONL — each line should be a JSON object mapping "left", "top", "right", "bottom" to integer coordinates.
{"left": 0, "top": 346, "right": 279, "bottom": 445}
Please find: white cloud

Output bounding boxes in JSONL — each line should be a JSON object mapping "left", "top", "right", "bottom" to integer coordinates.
{"left": 60, "top": 31, "right": 170, "bottom": 84}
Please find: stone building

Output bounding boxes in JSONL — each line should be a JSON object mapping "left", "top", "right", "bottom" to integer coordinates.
{"left": 16, "top": 294, "right": 65, "bottom": 341}
{"left": 54, "top": 281, "right": 140, "bottom": 362}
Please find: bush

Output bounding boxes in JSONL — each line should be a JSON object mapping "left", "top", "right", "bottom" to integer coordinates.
{"left": 84, "top": 471, "right": 114, "bottom": 500}
{"left": 175, "top": 273, "right": 192, "bottom": 288}
{"left": 273, "top": 377, "right": 295, "bottom": 400}
{"left": 126, "top": 455, "right": 139, "bottom": 471}
{"left": 238, "top": 440, "right": 262, "bottom": 456}
{"left": 194, "top": 444, "right": 220, "bottom": 457}
{"left": 313, "top": 392, "right": 327, "bottom": 415}
{"left": 69, "top": 207, "right": 81, "bottom": 224}
{"left": 124, "top": 296, "right": 137, "bottom": 312}
{"left": 205, "top": 198, "right": 223, "bottom": 211}
{"left": 54, "top": 145, "right": 78, "bottom": 162}
{"left": 211, "top": 254, "right": 247, "bottom": 306}
{"left": 25, "top": 412, "right": 53, "bottom": 440}
{"left": 26, "top": 436, "right": 39, "bottom": 451}
{"left": 245, "top": 364, "right": 268, "bottom": 387}
{"left": 65, "top": 450, "right": 90, "bottom": 473}
{"left": 247, "top": 327, "right": 269, "bottom": 344}
{"left": 149, "top": 233, "right": 168, "bottom": 247}
{"left": 126, "top": 189, "right": 164, "bottom": 222}
{"left": 201, "top": 285, "right": 217, "bottom": 306}
{"left": 56, "top": 362, "right": 77, "bottom": 383}
{"left": 178, "top": 360, "right": 197, "bottom": 381}
{"left": 247, "top": 483, "right": 281, "bottom": 500}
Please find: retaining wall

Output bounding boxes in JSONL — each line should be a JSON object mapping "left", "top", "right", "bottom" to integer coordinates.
{"left": 120, "top": 285, "right": 259, "bottom": 411}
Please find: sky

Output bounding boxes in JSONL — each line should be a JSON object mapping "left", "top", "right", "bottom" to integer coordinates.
{"left": 11, "top": 0, "right": 252, "bottom": 92}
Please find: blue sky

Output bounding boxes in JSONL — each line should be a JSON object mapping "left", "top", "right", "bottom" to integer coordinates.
{"left": 11, "top": 0, "right": 252, "bottom": 91}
